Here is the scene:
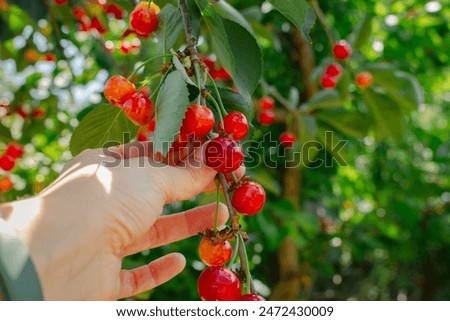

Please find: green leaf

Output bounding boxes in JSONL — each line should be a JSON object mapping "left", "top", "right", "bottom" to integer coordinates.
{"left": 300, "top": 114, "right": 318, "bottom": 142}
{"left": 2, "top": 5, "right": 34, "bottom": 34}
{"left": 316, "top": 110, "right": 371, "bottom": 138}
{"left": 70, "top": 105, "right": 138, "bottom": 156}
{"left": 222, "top": 19, "right": 262, "bottom": 103}
{"left": 213, "top": 0, "right": 254, "bottom": 35}
{"left": 206, "top": 86, "right": 254, "bottom": 121}
{"left": 158, "top": 4, "right": 184, "bottom": 53}
{"left": 171, "top": 55, "right": 200, "bottom": 101}
{"left": 304, "top": 89, "right": 343, "bottom": 112}
{"left": 349, "top": 13, "right": 372, "bottom": 49}
{"left": 194, "top": 0, "right": 262, "bottom": 104}
{"left": 268, "top": 0, "right": 316, "bottom": 42}
{"left": 366, "top": 63, "right": 424, "bottom": 111}
{"left": 153, "top": 70, "right": 191, "bottom": 157}
{"left": 362, "top": 89, "right": 406, "bottom": 142}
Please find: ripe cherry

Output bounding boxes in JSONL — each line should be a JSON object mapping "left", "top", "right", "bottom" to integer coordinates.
{"left": 204, "top": 137, "right": 244, "bottom": 173}
{"left": 333, "top": 40, "right": 351, "bottom": 60}
{"left": 279, "top": 132, "right": 296, "bottom": 147}
{"left": 0, "top": 176, "right": 13, "bottom": 193}
{"left": 258, "top": 110, "right": 275, "bottom": 125}
{"left": 232, "top": 181, "right": 266, "bottom": 216}
{"left": 325, "top": 63, "right": 343, "bottom": 77}
{"left": 219, "top": 112, "right": 249, "bottom": 140}
{"left": 181, "top": 104, "right": 215, "bottom": 138}
{"left": 90, "top": 16, "right": 107, "bottom": 34}
{"left": 356, "top": 71, "right": 373, "bottom": 88}
{"left": 130, "top": 2, "right": 160, "bottom": 38}
{"left": 104, "top": 75, "right": 136, "bottom": 107}
{"left": 199, "top": 237, "right": 232, "bottom": 267}
{"left": 5, "top": 143, "right": 24, "bottom": 159}
{"left": 122, "top": 93, "right": 154, "bottom": 126}
{"left": 137, "top": 118, "right": 155, "bottom": 141}
{"left": 321, "top": 73, "right": 337, "bottom": 89}
{"left": 0, "top": 155, "right": 15, "bottom": 171}
{"left": 31, "top": 107, "right": 46, "bottom": 119}
{"left": 197, "top": 267, "right": 241, "bottom": 301}
{"left": 54, "top": 0, "right": 67, "bottom": 5}
{"left": 241, "top": 294, "right": 265, "bottom": 301}
{"left": 105, "top": 4, "right": 124, "bottom": 19}
{"left": 259, "top": 96, "right": 275, "bottom": 110}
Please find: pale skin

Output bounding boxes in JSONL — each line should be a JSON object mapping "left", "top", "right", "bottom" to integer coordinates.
{"left": 0, "top": 142, "right": 243, "bottom": 300}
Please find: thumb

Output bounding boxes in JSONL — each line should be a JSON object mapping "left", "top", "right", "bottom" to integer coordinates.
{"left": 155, "top": 144, "right": 217, "bottom": 203}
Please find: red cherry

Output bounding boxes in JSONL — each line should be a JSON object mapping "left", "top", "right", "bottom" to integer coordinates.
{"left": 325, "top": 63, "right": 343, "bottom": 77}
{"left": 122, "top": 93, "right": 154, "bottom": 126}
{"left": 197, "top": 267, "right": 241, "bottom": 301}
{"left": 171, "top": 132, "right": 189, "bottom": 151}
{"left": 0, "top": 155, "right": 16, "bottom": 171}
{"left": 181, "top": 104, "right": 215, "bottom": 138}
{"left": 232, "top": 181, "right": 266, "bottom": 216}
{"left": 201, "top": 57, "right": 216, "bottom": 71}
{"left": 204, "top": 137, "right": 244, "bottom": 174}
{"left": 241, "top": 294, "right": 265, "bottom": 301}
{"left": 136, "top": 118, "right": 155, "bottom": 141}
{"left": 199, "top": 237, "right": 232, "bottom": 267}
{"left": 15, "top": 106, "right": 28, "bottom": 119}
{"left": 54, "top": 0, "right": 67, "bottom": 5}
{"left": 258, "top": 110, "right": 275, "bottom": 125}
{"left": 321, "top": 73, "right": 337, "bottom": 89}
{"left": 219, "top": 112, "right": 249, "bottom": 140}
{"left": 5, "top": 143, "right": 24, "bottom": 159}
{"left": 356, "top": 71, "right": 373, "bottom": 88}
{"left": 104, "top": 75, "right": 136, "bottom": 107}
{"left": 105, "top": 4, "right": 124, "bottom": 19}
{"left": 211, "top": 67, "right": 231, "bottom": 81}
{"left": 90, "top": 17, "right": 107, "bottom": 34}
{"left": 130, "top": 2, "right": 160, "bottom": 38}
{"left": 44, "top": 54, "right": 56, "bottom": 62}
{"left": 31, "top": 107, "right": 46, "bottom": 119}
{"left": 0, "top": 176, "right": 13, "bottom": 193}
{"left": 279, "top": 132, "right": 296, "bottom": 147}
{"left": 259, "top": 96, "right": 275, "bottom": 110}
{"left": 333, "top": 40, "right": 351, "bottom": 60}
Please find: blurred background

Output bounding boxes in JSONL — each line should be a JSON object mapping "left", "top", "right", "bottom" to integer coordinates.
{"left": 0, "top": 0, "right": 449, "bottom": 300}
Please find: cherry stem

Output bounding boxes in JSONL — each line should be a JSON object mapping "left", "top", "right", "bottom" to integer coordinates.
{"left": 230, "top": 172, "right": 239, "bottom": 183}
{"left": 227, "top": 238, "right": 240, "bottom": 269}
{"left": 218, "top": 173, "right": 239, "bottom": 231}
{"left": 238, "top": 233, "right": 254, "bottom": 294}
{"left": 207, "top": 94, "right": 225, "bottom": 129}
{"left": 311, "top": 0, "right": 335, "bottom": 48}
{"left": 207, "top": 72, "right": 228, "bottom": 116}
{"left": 127, "top": 54, "right": 173, "bottom": 80}
{"left": 214, "top": 179, "right": 220, "bottom": 232}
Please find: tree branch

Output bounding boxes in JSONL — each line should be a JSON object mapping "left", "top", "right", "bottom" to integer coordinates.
{"left": 311, "top": 0, "right": 335, "bottom": 48}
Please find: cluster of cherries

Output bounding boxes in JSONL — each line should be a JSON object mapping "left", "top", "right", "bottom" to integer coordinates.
{"left": 257, "top": 96, "right": 297, "bottom": 148}
{"left": 0, "top": 103, "right": 46, "bottom": 120}
{"left": 321, "top": 40, "right": 373, "bottom": 89}
{"left": 0, "top": 143, "right": 24, "bottom": 193}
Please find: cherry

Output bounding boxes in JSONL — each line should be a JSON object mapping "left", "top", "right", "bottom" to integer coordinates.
{"left": 241, "top": 294, "right": 265, "bottom": 301}
{"left": 325, "top": 63, "right": 343, "bottom": 77}
{"left": 211, "top": 67, "right": 231, "bottom": 81}
{"left": 199, "top": 237, "right": 232, "bottom": 267}
{"left": 105, "top": 4, "right": 124, "bottom": 19}
{"left": 0, "top": 155, "right": 15, "bottom": 171}
{"left": 54, "top": 0, "right": 67, "bottom": 5}
{"left": 232, "top": 181, "right": 266, "bottom": 216}
{"left": 15, "top": 106, "right": 28, "bottom": 119}
{"left": 130, "top": 2, "right": 160, "bottom": 38}
{"left": 204, "top": 137, "right": 244, "bottom": 173}
{"left": 31, "top": 107, "right": 46, "bottom": 119}
{"left": 122, "top": 93, "right": 155, "bottom": 126}
{"left": 5, "top": 143, "right": 24, "bottom": 159}
{"left": 356, "top": 71, "right": 373, "bottom": 88}
{"left": 0, "top": 176, "right": 13, "bottom": 193}
{"left": 136, "top": 118, "right": 155, "bottom": 142}
{"left": 218, "top": 112, "right": 249, "bottom": 140}
{"left": 181, "top": 104, "right": 215, "bottom": 138}
{"left": 44, "top": 54, "right": 56, "bottom": 62}
{"left": 104, "top": 75, "right": 136, "bottom": 107}
{"left": 197, "top": 267, "right": 241, "bottom": 301}
{"left": 279, "top": 132, "right": 296, "bottom": 147}
{"left": 333, "top": 40, "right": 351, "bottom": 60}
{"left": 90, "top": 17, "right": 107, "bottom": 34}
{"left": 259, "top": 96, "right": 275, "bottom": 110}
{"left": 171, "top": 132, "right": 189, "bottom": 151}
{"left": 321, "top": 73, "right": 336, "bottom": 89}
{"left": 258, "top": 110, "right": 275, "bottom": 125}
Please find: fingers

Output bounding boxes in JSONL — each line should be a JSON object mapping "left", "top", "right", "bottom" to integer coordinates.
{"left": 202, "top": 165, "right": 246, "bottom": 194}
{"left": 123, "top": 203, "right": 229, "bottom": 256}
{"left": 156, "top": 145, "right": 217, "bottom": 203}
{"left": 118, "top": 253, "right": 186, "bottom": 299}
{"left": 106, "top": 141, "right": 154, "bottom": 159}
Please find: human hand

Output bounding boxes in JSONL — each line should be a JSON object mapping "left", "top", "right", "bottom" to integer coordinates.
{"left": 1, "top": 142, "right": 241, "bottom": 300}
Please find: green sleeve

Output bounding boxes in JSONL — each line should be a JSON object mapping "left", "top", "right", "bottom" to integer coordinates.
{"left": 0, "top": 218, "right": 44, "bottom": 300}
